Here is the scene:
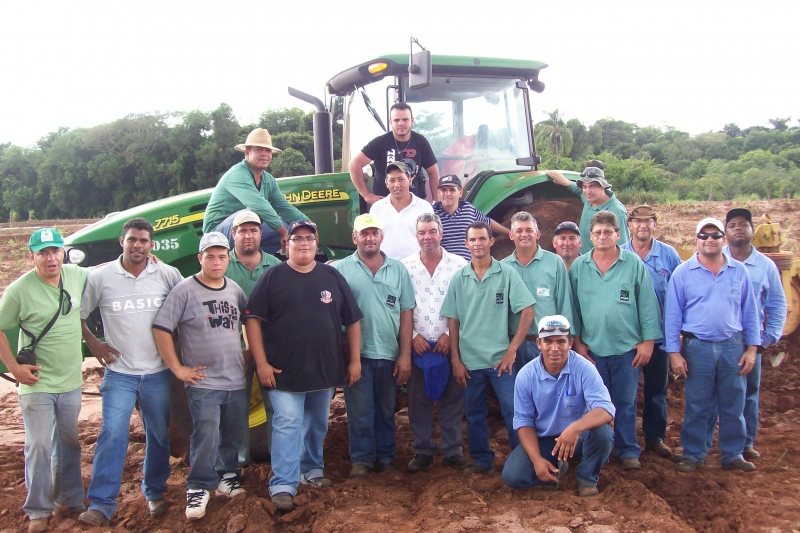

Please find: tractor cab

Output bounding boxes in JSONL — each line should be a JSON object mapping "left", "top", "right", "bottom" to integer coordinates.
{"left": 322, "top": 54, "right": 547, "bottom": 193}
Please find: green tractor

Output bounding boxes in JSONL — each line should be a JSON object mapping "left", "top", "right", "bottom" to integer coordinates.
{"left": 8, "top": 48, "right": 587, "bottom": 460}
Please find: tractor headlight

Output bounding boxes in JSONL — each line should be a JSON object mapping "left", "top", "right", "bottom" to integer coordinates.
{"left": 66, "top": 246, "right": 87, "bottom": 266}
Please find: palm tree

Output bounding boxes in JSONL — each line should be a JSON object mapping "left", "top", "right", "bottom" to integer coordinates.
{"left": 535, "top": 109, "right": 574, "bottom": 165}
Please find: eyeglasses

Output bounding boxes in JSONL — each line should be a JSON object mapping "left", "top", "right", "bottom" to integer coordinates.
{"left": 697, "top": 232, "right": 724, "bottom": 240}
{"left": 538, "top": 324, "right": 570, "bottom": 334}
{"left": 288, "top": 236, "right": 317, "bottom": 243}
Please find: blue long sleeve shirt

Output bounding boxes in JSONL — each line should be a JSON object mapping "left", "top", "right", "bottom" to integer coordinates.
{"left": 664, "top": 253, "right": 761, "bottom": 353}
{"left": 723, "top": 245, "right": 787, "bottom": 347}
{"left": 621, "top": 238, "right": 682, "bottom": 340}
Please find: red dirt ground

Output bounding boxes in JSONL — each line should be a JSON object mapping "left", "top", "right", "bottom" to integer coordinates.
{"left": 0, "top": 202, "right": 799, "bottom": 533}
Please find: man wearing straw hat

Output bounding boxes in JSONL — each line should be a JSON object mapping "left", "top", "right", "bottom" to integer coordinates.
{"left": 203, "top": 128, "right": 309, "bottom": 253}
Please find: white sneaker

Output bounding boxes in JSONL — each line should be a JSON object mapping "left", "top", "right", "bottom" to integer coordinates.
{"left": 185, "top": 489, "right": 209, "bottom": 520}
{"left": 216, "top": 473, "right": 246, "bottom": 497}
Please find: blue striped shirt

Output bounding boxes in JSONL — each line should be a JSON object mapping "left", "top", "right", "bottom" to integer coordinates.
{"left": 433, "top": 200, "right": 491, "bottom": 260}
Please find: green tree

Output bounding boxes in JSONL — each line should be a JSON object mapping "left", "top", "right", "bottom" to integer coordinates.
{"left": 269, "top": 147, "right": 313, "bottom": 178}
{"left": 535, "top": 110, "right": 573, "bottom": 165}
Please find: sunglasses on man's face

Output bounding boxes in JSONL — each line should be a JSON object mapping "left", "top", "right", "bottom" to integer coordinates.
{"left": 539, "top": 324, "right": 570, "bottom": 334}
{"left": 697, "top": 232, "right": 724, "bottom": 240}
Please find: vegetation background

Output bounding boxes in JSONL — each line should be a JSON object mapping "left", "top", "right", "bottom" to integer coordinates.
{"left": 1, "top": 105, "right": 798, "bottom": 221}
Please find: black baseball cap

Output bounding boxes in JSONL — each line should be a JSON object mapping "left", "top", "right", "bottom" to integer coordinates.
{"left": 725, "top": 208, "right": 752, "bottom": 226}
{"left": 438, "top": 174, "right": 463, "bottom": 188}
{"left": 554, "top": 221, "right": 580, "bottom": 236}
{"left": 288, "top": 220, "right": 318, "bottom": 235}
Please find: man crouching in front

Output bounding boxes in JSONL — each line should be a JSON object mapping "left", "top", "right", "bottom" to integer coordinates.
{"left": 502, "top": 315, "right": 614, "bottom": 497}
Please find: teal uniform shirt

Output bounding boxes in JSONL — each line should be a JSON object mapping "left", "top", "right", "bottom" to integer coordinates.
{"left": 226, "top": 250, "right": 282, "bottom": 297}
{"left": 569, "top": 247, "right": 662, "bottom": 357}
{"left": 501, "top": 246, "right": 574, "bottom": 335}
{"left": 333, "top": 252, "right": 415, "bottom": 361}
{"left": 567, "top": 182, "right": 630, "bottom": 255}
{"left": 203, "top": 159, "right": 307, "bottom": 233}
{"left": 440, "top": 259, "right": 535, "bottom": 370}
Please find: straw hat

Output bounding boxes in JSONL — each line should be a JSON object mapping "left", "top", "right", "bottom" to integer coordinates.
{"left": 234, "top": 128, "right": 282, "bottom": 153}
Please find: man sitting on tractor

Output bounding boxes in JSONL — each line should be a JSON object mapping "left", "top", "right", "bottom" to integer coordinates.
{"left": 203, "top": 128, "right": 309, "bottom": 254}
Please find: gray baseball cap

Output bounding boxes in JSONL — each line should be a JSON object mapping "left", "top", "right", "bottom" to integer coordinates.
{"left": 576, "top": 167, "right": 611, "bottom": 189}
{"left": 199, "top": 232, "right": 231, "bottom": 252}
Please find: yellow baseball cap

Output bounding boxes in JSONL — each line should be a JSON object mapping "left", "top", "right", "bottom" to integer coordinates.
{"left": 353, "top": 214, "right": 382, "bottom": 232}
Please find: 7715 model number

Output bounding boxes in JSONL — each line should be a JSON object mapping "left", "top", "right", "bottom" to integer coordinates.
{"left": 154, "top": 215, "right": 179, "bottom": 231}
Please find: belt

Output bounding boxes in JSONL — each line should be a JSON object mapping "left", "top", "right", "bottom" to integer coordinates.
{"left": 525, "top": 335, "right": 538, "bottom": 342}
{"left": 681, "top": 331, "right": 697, "bottom": 339}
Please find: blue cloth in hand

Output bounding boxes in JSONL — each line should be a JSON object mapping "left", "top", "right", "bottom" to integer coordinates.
{"left": 412, "top": 340, "right": 450, "bottom": 401}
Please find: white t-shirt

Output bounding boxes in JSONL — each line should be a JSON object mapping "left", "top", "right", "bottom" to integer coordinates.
{"left": 81, "top": 257, "right": 184, "bottom": 375}
{"left": 370, "top": 193, "right": 434, "bottom": 259}
{"left": 401, "top": 249, "right": 468, "bottom": 341}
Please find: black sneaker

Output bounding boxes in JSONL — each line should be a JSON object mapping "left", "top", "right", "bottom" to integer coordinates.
{"left": 407, "top": 454, "right": 434, "bottom": 472}
{"left": 441, "top": 454, "right": 470, "bottom": 470}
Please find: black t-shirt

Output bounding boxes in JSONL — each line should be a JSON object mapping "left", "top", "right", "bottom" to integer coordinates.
{"left": 362, "top": 131, "right": 437, "bottom": 198}
{"left": 244, "top": 262, "right": 363, "bottom": 392}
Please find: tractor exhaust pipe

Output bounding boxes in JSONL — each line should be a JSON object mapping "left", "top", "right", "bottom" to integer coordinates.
{"left": 288, "top": 87, "right": 334, "bottom": 174}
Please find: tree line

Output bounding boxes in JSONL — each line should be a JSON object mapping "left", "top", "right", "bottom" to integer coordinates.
{"left": 534, "top": 110, "right": 800, "bottom": 205}
{"left": 1, "top": 105, "right": 798, "bottom": 221}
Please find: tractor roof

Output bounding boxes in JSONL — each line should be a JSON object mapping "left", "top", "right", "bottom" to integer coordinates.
{"left": 326, "top": 54, "right": 548, "bottom": 96}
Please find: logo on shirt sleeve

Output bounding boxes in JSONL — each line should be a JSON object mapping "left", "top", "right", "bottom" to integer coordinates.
{"left": 619, "top": 290, "right": 630, "bottom": 302}
{"left": 495, "top": 292, "right": 505, "bottom": 304}
{"left": 320, "top": 290, "right": 333, "bottom": 304}
{"left": 385, "top": 295, "right": 397, "bottom": 308}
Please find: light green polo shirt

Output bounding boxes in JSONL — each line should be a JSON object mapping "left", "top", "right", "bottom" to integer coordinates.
{"left": 501, "top": 246, "right": 575, "bottom": 335}
{"left": 0, "top": 265, "right": 89, "bottom": 395}
{"left": 567, "top": 182, "right": 630, "bottom": 255}
{"left": 333, "top": 252, "right": 415, "bottom": 361}
{"left": 226, "top": 250, "right": 282, "bottom": 298}
{"left": 441, "top": 259, "right": 535, "bottom": 370}
{"left": 569, "top": 247, "right": 661, "bottom": 357}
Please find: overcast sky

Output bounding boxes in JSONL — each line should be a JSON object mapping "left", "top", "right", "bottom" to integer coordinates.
{"left": 1, "top": 0, "right": 797, "bottom": 148}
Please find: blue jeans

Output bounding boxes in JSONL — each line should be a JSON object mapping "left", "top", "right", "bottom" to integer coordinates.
{"left": 706, "top": 351, "right": 762, "bottom": 451}
{"left": 214, "top": 209, "right": 292, "bottom": 255}
{"left": 744, "top": 352, "right": 761, "bottom": 448}
{"left": 642, "top": 344, "right": 669, "bottom": 444}
{"left": 681, "top": 334, "right": 746, "bottom": 464}
{"left": 502, "top": 423, "right": 613, "bottom": 489}
{"left": 185, "top": 387, "right": 248, "bottom": 490}
{"left": 344, "top": 358, "right": 398, "bottom": 465}
{"left": 19, "top": 388, "right": 85, "bottom": 520}
{"left": 593, "top": 349, "right": 641, "bottom": 460}
{"left": 513, "top": 339, "right": 541, "bottom": 375}
{"left": 462, "top": 368, "right": 518, "bottom": 470}
{"left": 87, "top": 369, "right": 171, "bottom": 519}
{"left": 268, "top": 388, "right": 334, "bottom": 497}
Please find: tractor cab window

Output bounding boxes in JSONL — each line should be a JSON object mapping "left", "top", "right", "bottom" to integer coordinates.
{"left": 403, "top": 76, "right": 531, "bottom": 184}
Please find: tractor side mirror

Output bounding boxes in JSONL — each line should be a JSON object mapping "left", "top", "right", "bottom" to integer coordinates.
{"left": 408, "top": 49, "right": 432, "bottom": 90}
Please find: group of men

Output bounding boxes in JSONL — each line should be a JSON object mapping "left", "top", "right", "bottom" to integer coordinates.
{"left": 0, "top": 114, "right": 788, "bottom": 532}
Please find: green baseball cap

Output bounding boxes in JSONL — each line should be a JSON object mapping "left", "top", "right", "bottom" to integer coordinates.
{"left": 29, "top": 228, "right": 65, "bottom": 252}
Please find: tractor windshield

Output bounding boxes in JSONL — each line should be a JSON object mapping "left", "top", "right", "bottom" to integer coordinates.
{"left": 344, "top": 74, "right": 533, "bottom": 183}
{"left": 404, "top": 76, "right": 532, "bottom": 181}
